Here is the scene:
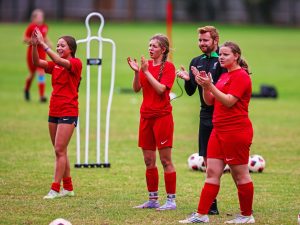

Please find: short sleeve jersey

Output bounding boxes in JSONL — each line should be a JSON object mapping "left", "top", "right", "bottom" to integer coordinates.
{"left": 45, "top": 58, "right": 82, "bottom": 117}
{"left": 25, "top": 23, "right": 48, "bottom": 57}
{"left": 213, "top": 68, "right": 252, "bottom": 132}
{"left": 139, "top": 60, "right": 175, "bottom": 119}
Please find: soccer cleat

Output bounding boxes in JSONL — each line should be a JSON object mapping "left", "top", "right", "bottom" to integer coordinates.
{"left": 43, "top": 190, "right": 60, "bottom": 199}
{"left": 133, "top": 200, "right": 160, "bottom": 209}
{"left": 24, "top": 90, "right": 30, "bottom": 101}
{"left": 225, "top": 214, "right": 255, "bottom": 224}
{"left": 156, "top": 199, "right": 176, "bottom": 211}
{"left": 40, "top": 96, "right": 47, "bottom": 103}
{"left": 59, "top": 189, "right": 75, "bottom": 197}
{"left": 179, "top": 213, "right": 209, "bottom": 223}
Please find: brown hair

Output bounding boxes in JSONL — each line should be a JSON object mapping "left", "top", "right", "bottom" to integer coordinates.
{"left": 59, "top": 36, "right": 77, "bottom": 58}
{"left": 221, "top": 41, "right": 250, "bottom": 74}
{"left": 150, "top": 34, "right": 170, "bottom": 81}
{"left": 198, "top": 26, "right": 219, "bottom": 42}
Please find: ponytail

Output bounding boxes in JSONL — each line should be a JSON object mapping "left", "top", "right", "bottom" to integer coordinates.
{"left": 239, "top": 58, "right": 250, "bottom": 75}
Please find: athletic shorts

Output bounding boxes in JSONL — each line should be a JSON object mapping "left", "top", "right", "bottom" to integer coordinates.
{"left": 138, "top": 114, "right": 174, "bottom": 150}
{"left": 207, "top": 128, "right": 253, "bottom": 165}
{"left": 198, "top": 118, "right": 213, "bottom": 157}
{"left": 48, "top": 116, "right": 78, "bottom": 127}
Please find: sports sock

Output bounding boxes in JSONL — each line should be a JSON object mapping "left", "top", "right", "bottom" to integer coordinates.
{"left": 63, "top": 177, "right": 73, "bottom": 191}
{"left": 25, "top": 77, "right": 33, "bottom": 91}
{"left": 51, "top": 182, "right": 60, "bottom": 192}
{"left": 197, "top": 183, "right": 220, "bottom": 215}
{"left": 146, "top": 167, "right": 159, "bottom": 200}
{"left": 238, "top": 182, "right": 254, "bottom": 216}
{"left": 209, "top": 199, "right": 218, "bottom": 211}
{"left": 38, "top": 74, "right": 45, "bottom": 98}
{"left": 164, "top": 171, "right": 176, "bottom": 199}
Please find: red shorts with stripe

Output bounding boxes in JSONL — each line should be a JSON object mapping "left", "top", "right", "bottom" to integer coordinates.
{"left": 207, "top": 127, "right": 253, "bottom": 165}
{"left": 139, "top": 114, "right": 174, "bottom": 150}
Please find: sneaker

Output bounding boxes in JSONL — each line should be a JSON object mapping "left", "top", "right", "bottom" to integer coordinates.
{"left": 133, "top": 200, "right": 160, "bottom": 209}
{"left": 225, "top": 214, "right": 255, "bottom": 224}
{"left": 43, "top": 190, "right": 60, "bottom": 199}
{"left": 156, "top": 199, "right": 176, "bottom": 211}
{"left": 40, "top": 96, "right": 47, "bottom": 103}
{"left": 59, "top": 189, "right": 75, "bottom": 197}
{"left": 179, "top": 213, "right": 209, "bottom": 223}
{"left": 24, "top": 90, "right": 30, "bottom": 101}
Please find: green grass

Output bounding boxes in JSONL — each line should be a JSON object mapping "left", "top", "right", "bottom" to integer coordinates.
{"left": 0, "top": 21, "right": 300, "bottom": 225}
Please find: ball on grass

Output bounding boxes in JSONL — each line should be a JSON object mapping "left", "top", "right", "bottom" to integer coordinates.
{"left": 49, "top": 218, "right": 72, "bottom": 225}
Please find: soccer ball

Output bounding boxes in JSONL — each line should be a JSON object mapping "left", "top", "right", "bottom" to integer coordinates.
{"left": 223, "top": 164, "right": 231, "bottom": 173}
{"left": 248, "top": 154, "right": 266, "bottom": 172}
{"left": 49, "top": 218, "right": 72, "bottom": 225}
{"left": 198, "top": 156, "right": 206, "bottom": 172}
{"left": 188, "top": 153, "right": 202, "bottom": 171}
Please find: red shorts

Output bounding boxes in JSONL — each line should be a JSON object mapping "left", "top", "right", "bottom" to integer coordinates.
{"left": 139, "top": 114, "right": 174, "bottom": 150}
{"left": 26, "top": 47, "right": 46, "bottom": 73}
{"left": 207, "top": 128, "right": 253, "bottom": 165}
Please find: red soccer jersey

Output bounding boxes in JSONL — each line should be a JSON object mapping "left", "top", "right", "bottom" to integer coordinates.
{"left": 25, "top": 23, "right": 48, "bottom": 59}
{"left": 213, "top": 68, "right": 252, "bottom": 132}
{"left": 139, "top": 60, "right": 175, "bottom": 119}
{"left": 45, "top": 58, "right": 82, "bottom": 117}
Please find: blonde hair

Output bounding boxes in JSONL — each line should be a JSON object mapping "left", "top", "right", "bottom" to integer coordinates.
{"left": 222, "top": 41, "right": 250, "bottom": 74}
{"left": 150, "top": 34, "right": 170, "bottom": 81}
{"left": 31, "top": 9, "right": 44, "bottom": 21}
{"left": 198, "top": 25, "right": 219, "bottom": 42}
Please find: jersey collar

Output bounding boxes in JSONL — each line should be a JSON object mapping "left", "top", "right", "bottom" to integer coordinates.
{"left": 202, "top": 51, "right": 219, "bottom": 59}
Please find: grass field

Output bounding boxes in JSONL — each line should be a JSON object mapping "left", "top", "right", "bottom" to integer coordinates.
{"left": 0, "top": 20, "right": 300, "bottom": 225}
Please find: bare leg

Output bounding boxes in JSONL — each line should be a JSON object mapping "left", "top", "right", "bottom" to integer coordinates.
{"left": 53, "top": 124, "right": 75, "bottom": 184}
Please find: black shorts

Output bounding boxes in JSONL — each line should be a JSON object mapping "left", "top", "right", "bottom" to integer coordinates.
{"left": 48, "top": 116, "right": 78, "bottom": 127}
{"left": 198, "top": 118, "right": 213, "bottom": 157}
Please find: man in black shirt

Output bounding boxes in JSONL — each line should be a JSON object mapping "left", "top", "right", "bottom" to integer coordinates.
{"left": 177, "top": 26, "right": 225, "bottom": 215}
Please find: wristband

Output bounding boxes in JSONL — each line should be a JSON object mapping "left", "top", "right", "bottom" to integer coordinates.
{"left": 44, "top": 47, "right": 50, "bottom": 52}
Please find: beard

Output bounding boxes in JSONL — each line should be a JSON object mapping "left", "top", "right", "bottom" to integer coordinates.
{"left": 200, "top": 45, "right": 215, "bottom": 54}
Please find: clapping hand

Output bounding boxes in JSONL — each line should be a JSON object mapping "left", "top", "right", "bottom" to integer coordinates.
{"left": 176, "top": 65, "right": 190, "bottom": 81}
{"left": 127, "top": 57, "right": 139, "bottom": 72}
{"left": 191, "top": 66, "right": 213, "bottom": 89}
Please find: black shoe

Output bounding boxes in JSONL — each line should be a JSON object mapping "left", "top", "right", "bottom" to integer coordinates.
{"left": 208, "top": 209, "right": 219, "bottom": 215}
{"left": 208, "top": 199, "right": 219, "bottom": 215}
{"left": 24, "top": 90, "right": 30, "bottom": 101}
{"left": 40, "top": 96, "right": 47, "bottom": 103}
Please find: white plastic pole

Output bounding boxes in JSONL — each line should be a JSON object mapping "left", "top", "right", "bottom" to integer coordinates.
{"left": 76, "top": 12, "right": 114, "bottom": 167}
{"left": 103, "top": 38, "right": 116, "bottom": 164}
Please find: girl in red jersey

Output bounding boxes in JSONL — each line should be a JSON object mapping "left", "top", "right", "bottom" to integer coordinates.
{"left": 31, "top": 28, "right": 82, "bottom": 199}
{"left": 23, "top": 9, "right": 51, "bottom": 102}
{"left": 127, "top": 34, "right": 177, "bottom": 211}
{"left": 179, "top": 41, "right": 255, "bottom": 224}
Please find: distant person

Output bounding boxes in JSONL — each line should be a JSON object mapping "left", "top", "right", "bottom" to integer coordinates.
{"left": 23, "top": 9, "right": 51, "bottom": 102}
{"left": 177, "top": 25, "right": 225, "bottom": 215}
{"left": 31, "top": 28, "right": 82, "bottom": 199}
{"left": 127, "top": 34, "right": 177, "bottom": 210}
{"left": 179, "top": 41, "right": 255, "bottom": 224}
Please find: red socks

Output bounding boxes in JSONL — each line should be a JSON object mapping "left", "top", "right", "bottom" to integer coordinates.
{"left": 198, "top": 183, "right": 220, "bottom": 214}
{"left": 38, "top": 83, "right": 45, "bottom": 98}
{"left": 25, "top": 77, "right": 33, "bottom": 91}
{"left": 51, "top": 182, "right": 60, "bottom": 192}
{"left": 146, "top": 167, "right": 159, "bottom": 193}
{"left": 238, "top": 182, "right": 254, "bottom": 216}
{"left": 63, "top": 177, "right": 74, "bottom": 191}
{"left": 164, "top": 171, "right": 176, "bottom": 194}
